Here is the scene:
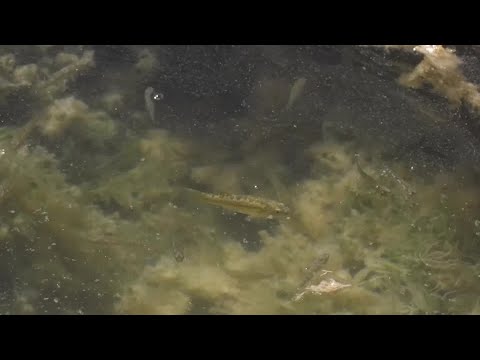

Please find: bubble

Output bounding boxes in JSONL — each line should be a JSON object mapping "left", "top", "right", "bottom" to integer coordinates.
{"left": 153, "top": 92, "right": 164, "bottom": 101}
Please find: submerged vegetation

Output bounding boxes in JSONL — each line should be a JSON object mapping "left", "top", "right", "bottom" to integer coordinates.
{"left": 1, "top": 45, "right": 480, "bottom": 314}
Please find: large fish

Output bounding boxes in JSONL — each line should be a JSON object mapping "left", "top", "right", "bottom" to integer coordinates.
{"left": 183, "top": 187, "right": 290, "bottom": 220}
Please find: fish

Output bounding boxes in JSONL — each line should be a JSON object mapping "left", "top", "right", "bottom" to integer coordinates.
{"left": 183, "top": 187, "right": 290, "bottom": 220}
{"left": 354, "top": 154, "right": 416, "bottom": 200}
{"left": 172, "top": 240, "right": 185, "bottom": 262}
{"left": 298, "top": 253, "right": 330, "bottom": 289}
{"left": 144, "top": 86, "right": 155, "bottom": 122}
{"left": 354, "top": 154, "right": 391, "bottom": 195}
{"left": 285, "top": 77, "right": 307, "bottom": 110}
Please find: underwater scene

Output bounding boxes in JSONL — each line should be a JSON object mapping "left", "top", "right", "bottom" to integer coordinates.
{"left": 1, "top": 45, "right": 480, "bottom": 314}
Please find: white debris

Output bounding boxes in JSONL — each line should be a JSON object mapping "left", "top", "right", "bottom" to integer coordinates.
{"left": 294, "top": 278, "right": 351, "bottom": 301}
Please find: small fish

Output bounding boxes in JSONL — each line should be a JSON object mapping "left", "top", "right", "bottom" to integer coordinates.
{"left": 184, "top": 188, "right": 290, "bottom": 220}
{"left": 381, "top": 167, "right": 416, "bottom": 198}
{"left": 354, "top": 154, "right": 391, "bottom": 195}
{"left": 144, "top": 86, "right": 155, "bottom": 122}
{"left": 172, "top": 241, "right": 185, "bottom": 262}
{"left": 286, "top": 77, "right": 307, "bottom": 110}
{"left": 299, "top": 253, "right": 330, "bottom": 289}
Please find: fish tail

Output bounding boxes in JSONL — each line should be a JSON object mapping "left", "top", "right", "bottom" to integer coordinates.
{"left": 174, "top": 187, "right": 209, "bottom": 204}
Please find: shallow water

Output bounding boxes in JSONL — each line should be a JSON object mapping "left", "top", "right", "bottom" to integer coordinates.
{"left": 1, "top": 45, "right": 480, "bottom": 314}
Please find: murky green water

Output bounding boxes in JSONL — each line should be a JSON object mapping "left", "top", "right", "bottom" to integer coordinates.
{"left": 1, "top": 45, "right": 480, "bottom": 314}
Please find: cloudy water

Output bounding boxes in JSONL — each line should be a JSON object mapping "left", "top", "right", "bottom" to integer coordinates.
{"left": 1, "top": 45, "right": 480, "bottom": 314}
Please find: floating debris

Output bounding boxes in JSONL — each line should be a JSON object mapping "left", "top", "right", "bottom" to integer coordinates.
{"left": 294, "top": 278, "right": 351, "bottom": 301}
